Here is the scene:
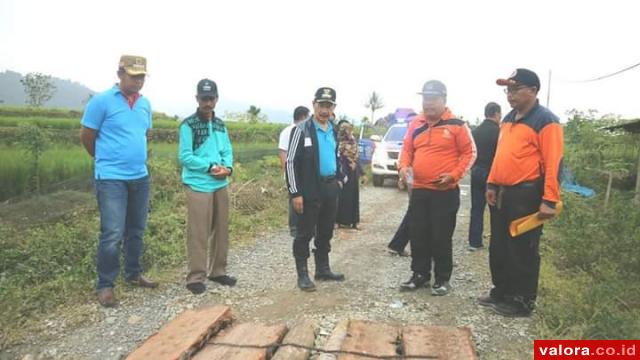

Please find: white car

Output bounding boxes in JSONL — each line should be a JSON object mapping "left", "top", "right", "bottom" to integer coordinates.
{"left": 370, "top": 123, "right": 408, "bottom": 187}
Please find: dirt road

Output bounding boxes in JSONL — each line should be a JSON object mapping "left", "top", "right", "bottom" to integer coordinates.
{"left": 6, "top": 179, "right": 534, "bottom": 360}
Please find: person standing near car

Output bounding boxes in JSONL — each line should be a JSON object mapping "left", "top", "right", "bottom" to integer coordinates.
{"left": 179, "top": 79, "right": 236, "bottom": 295}
{"left": 479, "top": 69, "right": 563, "bottom": 317}
{"left": 279, "top": 106, "right": 310, "bottom": 238}
{"left": 286, "top": 87, "right": 345, "bottom": 292}
{"left": 398, "top": 80, "right": 476, "bottom": 295}
{"left": 80, "top": 55, "right": 157, "bottom": 307}
{"left": 467, "top": 102, "right": 501, "bottom": 251}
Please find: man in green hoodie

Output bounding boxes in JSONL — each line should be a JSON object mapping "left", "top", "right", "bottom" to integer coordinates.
{"left": 179, "top": 79, "right": 236, "bottom": 295}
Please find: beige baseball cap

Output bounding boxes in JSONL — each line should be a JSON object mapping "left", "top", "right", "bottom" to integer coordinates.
{"left": 118, "top": 55, "right": 147, "bottom": 75}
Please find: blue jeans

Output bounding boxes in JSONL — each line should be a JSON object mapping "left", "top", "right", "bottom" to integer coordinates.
{"left": 95, "top": 176, "right": 150, "bottom": 290}
{"left": 468, "top": 166, "right": 488, "bottom": 248}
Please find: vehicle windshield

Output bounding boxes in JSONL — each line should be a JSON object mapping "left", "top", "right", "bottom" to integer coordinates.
{"left": 384, "top": 126, "right": 407, "bottom": 142}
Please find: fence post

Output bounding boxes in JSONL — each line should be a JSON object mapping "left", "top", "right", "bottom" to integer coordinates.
{"left": 605, "top": 171, "right": 613, "bottom": 210}
{"left": 634, "top": 148, "right": 640, "bottom": 205}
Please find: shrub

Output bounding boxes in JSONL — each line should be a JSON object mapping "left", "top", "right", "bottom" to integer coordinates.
{"left": 537, "top": 110, "right": 640, "bottom": 339}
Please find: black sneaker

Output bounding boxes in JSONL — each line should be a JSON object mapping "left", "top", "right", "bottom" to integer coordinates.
{"left": 468, "top": 245, "right": 484, "bottom": 252}
{"left": 209, "top": 275, "right": 237, "bottom": 287}
{"left": 477, "top": 294, "right": 502, "bottom": 307}
{"left": 186, "top": 282, "right": 206, "bottom": 295}
{"left": 388, "top": 247, "right": 410, "bottom": 257}
{"left": 400, "top": 273, "right": 429, "bottom": 291}
{"left": 492, "top": 301, "right": 532, "bottom": 318}
{"left": 431, "top": 281, "right": 451, "bottom": 296}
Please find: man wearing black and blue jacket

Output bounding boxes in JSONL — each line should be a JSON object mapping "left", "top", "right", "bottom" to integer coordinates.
{"left": 286, "top": 87, "right": 345, "bottom": 291}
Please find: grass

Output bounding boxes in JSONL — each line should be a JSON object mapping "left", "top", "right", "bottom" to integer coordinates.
{"left": 537, "top": 191, "right": 640, "bottom": 339}
{"left": 0, "top": 105, "right": 175, "bottom": 121}
{"left": 0, "top": 116, "right": 183, "bottom": 130}
{"left": 0, "top": 142, "right": 277, "bottom": 202}
{"left": 0, "top": 114, "right": 286, "bottom": 131}
{"left": 150, "top": 142, "right": 276, "bottom": 162}
{"left": 0, "top": 120, "right": 286, "bottom": 146}
{"left": 0, "top": 156, "right": 288, "bottom": 348}
{"left": 0, "top": 144, "right": 94, "bottom": 201}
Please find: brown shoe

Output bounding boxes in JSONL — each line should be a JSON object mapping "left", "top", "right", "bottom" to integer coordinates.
{"left": 127, "top": 275, "right": 158, "bottom": 288}
{"left": 97, "top": 288, "right": 116, "bottom": 307}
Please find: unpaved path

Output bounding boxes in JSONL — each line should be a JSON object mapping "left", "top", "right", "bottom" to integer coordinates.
{"left": 5, "top": 179, "right": 534, "bottom": 360}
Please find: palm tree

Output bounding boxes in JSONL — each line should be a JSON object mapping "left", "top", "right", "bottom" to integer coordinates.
{"left": 247, "top": 105, "right": 261, "bottom": 123}
{"left": 364, "top": 92, "right": 384, "bottom": 139}
{"left": 338, "top": 114, "right": 349, "bottom": 123}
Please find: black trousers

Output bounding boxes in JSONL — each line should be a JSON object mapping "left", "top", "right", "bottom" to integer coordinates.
{"left": 388, "top": 210, "right": 410, "bottom": 252}
{"left": 288, "top": 200, "right": 297, "bottom": 238}
{"left": 293, "top": 179, "right": 339, "bottom": 259}
{"left": 336, "top": 167, "right": 360, "bottom": 226}
{"left": 408, "top": 188, "right": 460, "bottom": 282}
{"left": 489, "top": 181, "right": 543, "bottom": 306}
{"left": 388, "top": 187, "right": 412, "bottom": 252}
{"left": 468, "top": 166, "right": 489, "bottom": 247}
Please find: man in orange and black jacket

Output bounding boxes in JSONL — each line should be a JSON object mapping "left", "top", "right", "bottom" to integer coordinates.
{"left": 398, "top": 80, "right": 476, "bottom": 295}
{"left": 479, "top": 69, "right": 564, "bottom": 317}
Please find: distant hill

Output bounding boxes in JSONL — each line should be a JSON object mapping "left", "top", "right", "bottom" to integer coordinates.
{"left": 0, "top": 70, "right": 293, "bottom": 122}
{"left": 0, "top": 70, "right": 95, "bottom": 109}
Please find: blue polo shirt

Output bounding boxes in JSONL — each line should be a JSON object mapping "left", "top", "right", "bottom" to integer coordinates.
{"left": 313, "top": 119, "right": 337, "bottom": 176}
{"left": 81, "top": 85, "right": 152, "bottom": 180}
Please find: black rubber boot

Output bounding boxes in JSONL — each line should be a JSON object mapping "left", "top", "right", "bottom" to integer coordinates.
{"left": 314, "top": 252, "right": 345, "bottom": 281}
{"left": 295, "top": 257, "right": 316, "bottom": 291}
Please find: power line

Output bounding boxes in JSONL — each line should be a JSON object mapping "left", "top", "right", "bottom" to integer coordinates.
{"left": 570, "top": 60, "right": 640, "bottom": 83}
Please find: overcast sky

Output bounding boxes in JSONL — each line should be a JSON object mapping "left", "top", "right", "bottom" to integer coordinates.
{"left": 1, "top": 0, "right": 639, "bottom": 124}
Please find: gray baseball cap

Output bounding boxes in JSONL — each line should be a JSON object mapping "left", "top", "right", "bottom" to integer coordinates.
{"left": 417, "top": 80, "right": 447, "bottom": 97}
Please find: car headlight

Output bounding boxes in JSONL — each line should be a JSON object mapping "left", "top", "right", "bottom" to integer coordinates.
{"left": 372, "top": 146, "right": 387, "bottom": 162}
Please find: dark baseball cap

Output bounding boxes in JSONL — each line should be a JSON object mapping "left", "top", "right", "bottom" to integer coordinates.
{"left": 496, "top": 68, "right": 540, "bottom": 90}
{"left": 417, "top": 80, "right": 447, "bottom": 97}
{"left": 314, "top": 87, "right": 336, "bottom": 104}
{"left": 197, "top": 79, "right": 218, "bottom": 97}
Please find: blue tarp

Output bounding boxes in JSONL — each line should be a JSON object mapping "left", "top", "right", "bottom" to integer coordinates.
{"left": 358, "top": 139, "right": 374, "bottom": 165}
{"left": 561, "top": 166, "right": 596, "bottom": 197}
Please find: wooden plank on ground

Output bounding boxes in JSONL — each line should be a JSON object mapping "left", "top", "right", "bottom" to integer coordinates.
{"left": 193, "top": 322, "right": 288, "bottom": 360}
{"left": 126, "top": 305, "right": 232, "bottom": 360}
{"left": 338, "top": 320, "right": 399, "bottom": 360}
{"left": 317, "top": 320, "right": 349, "bottom": 360}
{"left": 402, "top": 325, "right": 477, "bottom": 360}
{"left": 272, "top": 319, "right": 317, "bottom": 360}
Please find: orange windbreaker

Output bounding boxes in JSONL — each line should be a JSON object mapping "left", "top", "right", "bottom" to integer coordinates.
{"left": 399, "top": 108, "right": 477, "bottom": 190}
{"left": 487, "top": 102, "right": 564, "bottom": 205}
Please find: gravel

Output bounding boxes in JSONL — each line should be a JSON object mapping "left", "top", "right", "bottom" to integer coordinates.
{"left": 6, "top": 178, "right": 534, "bottom": 360}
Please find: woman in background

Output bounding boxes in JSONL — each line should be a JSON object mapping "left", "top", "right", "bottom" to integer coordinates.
{"left": 336, "top": 120, "right": 365, "bottom": 230}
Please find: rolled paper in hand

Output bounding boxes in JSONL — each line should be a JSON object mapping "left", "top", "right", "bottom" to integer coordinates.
{"left": 509, "top": 201, "right": 563, "bottom": 237}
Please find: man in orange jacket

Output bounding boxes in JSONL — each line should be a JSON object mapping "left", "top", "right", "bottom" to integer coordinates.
{"left": 398, "top": 80, "right": 476, "bottom": 295}
{"left": 479, "top": 68, "right": 564, "bottom": 317}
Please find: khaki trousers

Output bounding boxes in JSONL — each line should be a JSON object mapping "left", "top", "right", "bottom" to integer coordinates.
{"left": 185, "top": 186, "right": 230, "bottom": 284}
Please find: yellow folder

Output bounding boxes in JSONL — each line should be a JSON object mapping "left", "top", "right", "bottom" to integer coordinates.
{"left": 509, "top": 201, "right": 563, "bottom": 237}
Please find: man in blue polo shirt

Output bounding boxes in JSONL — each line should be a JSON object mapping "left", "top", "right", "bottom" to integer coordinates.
{"left": 80, "top": 55, "right": 157, "bottom": 307}
{"left": 285, "top": 87, "right": 345, "bottom": 291}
